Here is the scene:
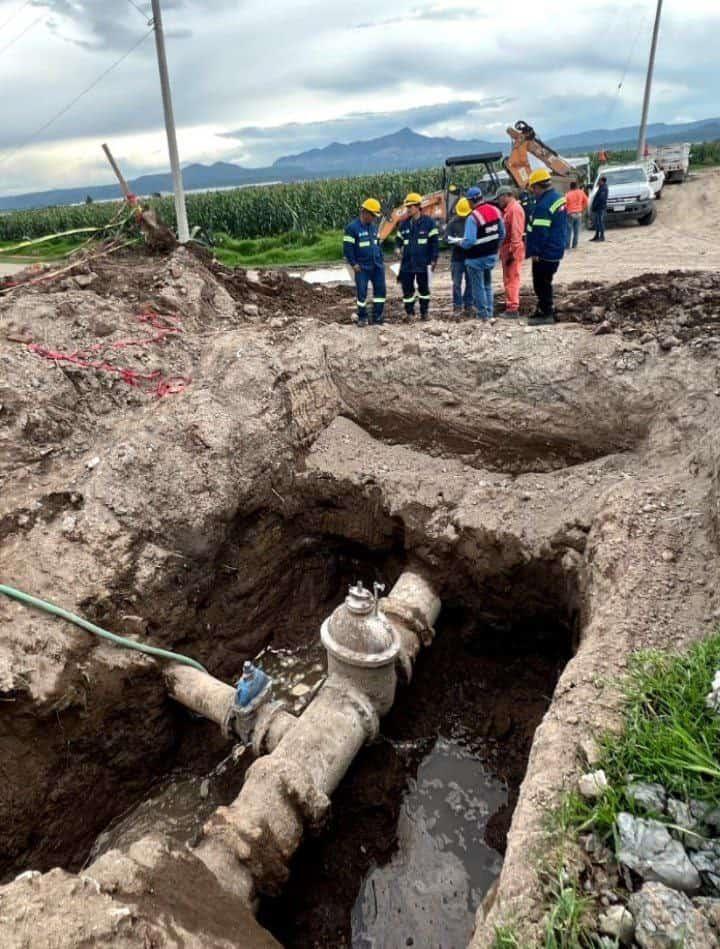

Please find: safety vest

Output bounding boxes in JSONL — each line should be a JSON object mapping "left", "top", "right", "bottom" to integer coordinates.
{"left": 464, "top": 204, "right": 502, "bottom": 258}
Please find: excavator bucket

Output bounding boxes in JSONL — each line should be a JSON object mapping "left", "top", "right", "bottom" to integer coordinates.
{"left": 378, "top": 190, "right": 447, "bottom": 242}
{"left": 504, "top": 121, "right": 579, "bottom": 190}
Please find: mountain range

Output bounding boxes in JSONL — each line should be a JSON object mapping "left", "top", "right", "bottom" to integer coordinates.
{"left": 1, "top": 117, "right": 718, "bottom": 213}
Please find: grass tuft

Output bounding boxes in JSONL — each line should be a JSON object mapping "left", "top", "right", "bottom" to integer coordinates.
{"left": 565, "top": 632, "right": 720, "bottom": 841}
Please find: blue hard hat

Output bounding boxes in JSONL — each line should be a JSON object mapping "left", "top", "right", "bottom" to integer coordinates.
{"left": 467, "top": 186, "right": 483, "bottom": 200}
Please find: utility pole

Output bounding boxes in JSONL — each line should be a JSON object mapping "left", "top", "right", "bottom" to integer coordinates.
{"left": 150, "top": 0, "right": 189, "bottom": 243}
{"left": 637, "top": 0, "right": 663, "bottom": 160}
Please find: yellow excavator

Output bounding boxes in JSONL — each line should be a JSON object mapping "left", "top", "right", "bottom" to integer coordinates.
{"left": 378, "top": 120, "right": 580, "bottom": 241}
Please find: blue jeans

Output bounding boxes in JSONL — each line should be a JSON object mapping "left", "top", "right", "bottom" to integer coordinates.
{"left": 451, "top": 258, "right": 473, "bottom": 309}
{"left": 593, "top": 210, "right": 606, "bottom": 239}
{"left": 566, "top": 213, "right": 582, "bottom": 249}
{"left": 465, "top": 255, "right": 498, "bottom": 319}
{"left": 355, "top": 263, "right": 386, "bottom": 324}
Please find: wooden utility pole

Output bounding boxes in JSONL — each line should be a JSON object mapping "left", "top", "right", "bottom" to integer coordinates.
{"left": 637, "top": 0, "right": 663, "bottom": 160}
{"left": 150, "top": 0, "right": 189, "bottom": 243}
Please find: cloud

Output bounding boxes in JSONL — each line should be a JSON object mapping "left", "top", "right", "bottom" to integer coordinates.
{"left": 221, "top": 99, "right": 515, "bottom": 164}
{"left": 0, "top": 0, "right": 717, "bottom": 194}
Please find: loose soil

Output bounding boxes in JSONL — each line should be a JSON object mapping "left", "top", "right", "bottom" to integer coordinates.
{"left": 1, "top": 169, "right": 720, "bottom": 947}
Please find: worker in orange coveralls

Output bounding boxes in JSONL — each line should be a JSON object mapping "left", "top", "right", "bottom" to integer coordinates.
{"left": 495, "top": 186, "right": 526, "bottom": 319}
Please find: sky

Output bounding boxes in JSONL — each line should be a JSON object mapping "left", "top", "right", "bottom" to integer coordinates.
{"left": 0, "top": 0, "right": 717, "bottom": 194}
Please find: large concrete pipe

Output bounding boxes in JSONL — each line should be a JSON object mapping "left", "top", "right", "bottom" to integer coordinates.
{"left": 193, "top": 570, "right": 440, "bottom": 903}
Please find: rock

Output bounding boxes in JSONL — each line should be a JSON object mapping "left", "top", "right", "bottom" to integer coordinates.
{"left": 579, "top": 735, "right": 602, "bottom": 767}
{"left": 74, "top": 273, "right": 97, "bottom": 289}
{"left": 121, "top": 615, "right": 147, "bottom": 637}
{"left": 617, "top": 813, "right": 701, "bottom": 892}
{"left": 667, "top": 799, "right": 703, "bottom": 850}
{"left": 243, "top": 302, "right": 260, "bottom": 317}
{"left": 629, "top": 882, "right": 715, "bottom": 948}
{"left": 598, "top": 904, "right": 635, "bottom": 944}
{"left": 590, "top": 305, "right": 607, "bottom": 321}
{"left": 689, "top": 840, "right": 720, "bottom": 894}
{"left": 86, "top": 456, "right": 100, "bottom": 470}
{"left": 579, "top": 769, "right": 608, "bottom": 800}
{"left": 594, "top": 320, "right": 612, "bottom": 336}
{"left": 661, "top": 549, "right": 675, "bottom": 563}
{"left": 626, "top": 781, "right": 667, "bottom": 815}
{"left": 695, "top": 897, "right": 720, "bottom": 934}
{"left": 705, "top": 807, "right": 720, "bottom": 833}
{"left": 659, "top": 335, "right": 680, "bottom": 351}
{"left": 199, "top": 779, "right": 210, "bottom": 799}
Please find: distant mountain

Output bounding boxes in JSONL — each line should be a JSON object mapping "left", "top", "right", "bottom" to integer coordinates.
{"left": 548, "top": 117, "right": 720, "bottom": 152}
{"left": 1, "top": 117, "right": 718, "bottom": 213}
{"left": 273, "top": 126, "right": 503, "bottom": 175}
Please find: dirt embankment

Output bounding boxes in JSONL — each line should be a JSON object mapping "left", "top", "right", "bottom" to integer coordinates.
{"left": 1, "top": 242, "right": 720, "bottom": 946}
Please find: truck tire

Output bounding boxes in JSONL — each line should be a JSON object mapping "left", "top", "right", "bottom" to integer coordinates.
{"left": 638, "top": 208, "right": 657, "bottom": 226}
{"left": 655, "top": 187, "right": 663, "bottom": 200}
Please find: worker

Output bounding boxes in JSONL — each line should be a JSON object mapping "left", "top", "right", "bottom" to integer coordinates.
{"left": 590, "top": 176, "right": 608, "bottom": 242}
{"left": 565, "top": 181, "right": 588, "bottom": 250}
{"left": 343, "top": 198, "right": 386, "bottom": 326}
{"left": 460, "top": 186, "right": 505, "bottom": 321}
{"left": 525, "top": 169, "right": 567, "bottom": 326}
{"left": 495, "top": 186, "right": 526, "bottom": 318}
{"left": 396, "top": 193, "right": 439, "bottom": 321}
{"left": 445, "top": 197, "right": 473, "bottom": 317}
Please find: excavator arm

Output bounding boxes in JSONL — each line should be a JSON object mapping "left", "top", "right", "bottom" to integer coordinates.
{"left": 503, "top": 121, "right": 577, "bottom": 190}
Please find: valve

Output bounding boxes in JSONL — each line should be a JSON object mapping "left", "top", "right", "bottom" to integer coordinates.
{"left": 223, "top": 660, "right": 273, "bottom": 741}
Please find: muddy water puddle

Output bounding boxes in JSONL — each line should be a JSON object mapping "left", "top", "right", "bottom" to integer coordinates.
{"left": 352, "top": 736, "right": 506, "bottom": 948}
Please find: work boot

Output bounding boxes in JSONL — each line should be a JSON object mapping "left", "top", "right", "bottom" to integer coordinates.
{"left": 527, "top": 312, "right": 556, "bottom": 326}
{"left": 589, "top": 235, "right": 599, "bottom": 242}
{"left": 452, "top": 307, "right": 463, "bottom": 320}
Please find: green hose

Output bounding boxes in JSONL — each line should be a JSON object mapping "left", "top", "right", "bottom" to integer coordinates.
{"left": 0, "top": 583, "right": 207, "bottom": 673}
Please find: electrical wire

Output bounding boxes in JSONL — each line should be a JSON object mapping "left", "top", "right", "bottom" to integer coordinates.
{"left": 0, "top": 26, "right": 154, "bottom": 167}
{"left": 604, "top": 9, "right": 652, "bottom": 129}
{"left": 0, "top": 13, "right": 43, "bottom": 57}
{"left": 0, "top": 0, "right": 31, "bottom": 33}
{"left": 126, "top": 0, "right": 152, "bottom": 24}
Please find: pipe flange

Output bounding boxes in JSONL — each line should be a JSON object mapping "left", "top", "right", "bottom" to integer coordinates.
{"left": 323, "top": 676, "right": 380, "bottom": 742}
{"left": 380, "top": 596, "right": 436, "bottom": 647}
{"left": 252, "top": 700, "right": 292, "bottom": 757}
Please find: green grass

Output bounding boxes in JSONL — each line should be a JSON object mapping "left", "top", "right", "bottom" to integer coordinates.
{"left": 212, "top": 229, "right": 345, "bottom": 267}
{"left": 0, "top": 234, "right": 89, "bottom": 262}
{"left": 563, "top": 632, "right": 720, "bottom": 842}
{"left": 492, "top": 875, "right": 595, "bottom": 949}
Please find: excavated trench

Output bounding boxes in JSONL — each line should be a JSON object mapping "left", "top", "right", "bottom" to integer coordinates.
{"left": 1, "top": 481, "right": 578, "bottom": 937}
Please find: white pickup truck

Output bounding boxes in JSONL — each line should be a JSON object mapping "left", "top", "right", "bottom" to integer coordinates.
{"left": 591, "top": 164, "right": 657, "bottom": 227}
{"left": 646, "top": 143, "right": 691, "bottom": 183}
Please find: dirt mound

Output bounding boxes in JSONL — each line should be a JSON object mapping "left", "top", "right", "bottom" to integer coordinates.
{"left": 558, "top": 270, "right": 720, "bottom": 345}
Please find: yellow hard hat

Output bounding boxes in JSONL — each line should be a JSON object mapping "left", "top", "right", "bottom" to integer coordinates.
{"left": 455, "top": 197, "right": 471, "bottom": 217}
{"left": 404, "top": 192, "right": 423, "bottom": 206}
{"left": 361, "top": 197, "right": 382, "bottom": 216}
{"left": 528, "top": 168, "right": 552, "bottom": 187}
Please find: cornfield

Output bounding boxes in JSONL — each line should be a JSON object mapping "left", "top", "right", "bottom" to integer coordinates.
{"left": 0, "top": 168, "right": 475, "bottom": 242}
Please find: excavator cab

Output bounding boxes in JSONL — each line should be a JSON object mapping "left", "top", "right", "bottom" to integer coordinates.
{"left": 378, "top": 152, "right": 503, "bottom": 242}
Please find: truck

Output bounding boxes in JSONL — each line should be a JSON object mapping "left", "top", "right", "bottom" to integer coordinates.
{"left": 646, "top": 143, "right": 691, "bottom": 183}
{"left": 591, "top": 163, "right": 656, "bottom": 227}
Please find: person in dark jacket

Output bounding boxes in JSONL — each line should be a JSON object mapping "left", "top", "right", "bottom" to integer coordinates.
{"left": 343, "top": 198, "right": 386, "bottom": 326}
{"left": 396, "top": 193, "right": 440, "bottom": 320}
{"left": 590, "top": 176, "right": 608, "bottom": 242}
{"left": 525, "top": 169, "right": 567, "bottom": 326}
{"left": 445, "top": 196, "right": 473, "bottom": 317}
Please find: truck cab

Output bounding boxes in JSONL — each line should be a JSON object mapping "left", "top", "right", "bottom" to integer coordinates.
{"left": 591, "top": 164, "right": 657, "bottom": 227}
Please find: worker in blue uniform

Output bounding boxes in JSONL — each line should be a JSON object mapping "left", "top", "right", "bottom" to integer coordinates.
{"left": 395, "top": 193, "right": 440, "bottom": 320}
{"left": 525, "top": 169, "right": 567, "bottom": 325}
{"left": 343, "top": 198, "right": 386, "bottom": 326}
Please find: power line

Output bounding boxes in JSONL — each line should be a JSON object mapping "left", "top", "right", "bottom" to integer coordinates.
{"left": 0, "top": 13, "right": 43, "bottom": 57}
{"left": 0, "top": 26, "right": 154, "bottom": 167}
{"left": 126, "top": 0, "right": 152, "bottom": 24}
{"left": 0, "top": 0, "right": 32, "bottom": 33}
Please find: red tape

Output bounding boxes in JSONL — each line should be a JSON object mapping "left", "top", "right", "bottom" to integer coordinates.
{"left": 27, "top": 305, "right": 191, "bottom": 398}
